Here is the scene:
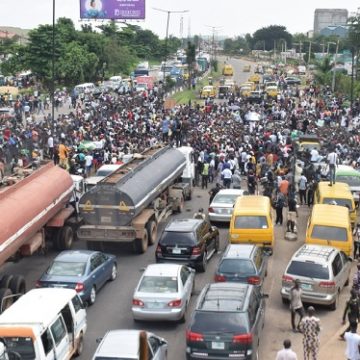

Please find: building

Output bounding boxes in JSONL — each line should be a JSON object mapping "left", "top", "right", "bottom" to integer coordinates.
{"left": 320, "top": 25, "right": 349, "bottom": 38}
{"left": 314, "top": 9, "right": 348, "bottom": 34}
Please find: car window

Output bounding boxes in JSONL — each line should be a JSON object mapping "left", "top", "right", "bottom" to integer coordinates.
{"left": 90, "top": 254, "right": 102, "bottom": 271}
{"left": 323, "top": 197, "right": 353, "bottom": 210}
{"left": 287, "top": 261, "right": 330, "bottom": 280}
{"left": 72, "top": 295, "right": 84, "bottom": 313}
{"left": 180, "top": 267, "right": 191, "bottom": 285}
{"left": 47, "top": 261, "right": 86, "bottom": 277}
{"left": 247, "top": 294, "right": 256, "bottom": 326}
{"left": 336, "top": 175, "right": 360, "bottom": 187}
{"left": 218, "top": 259, "right": 256, "bottom": 275}
{"left": 148, "top": 336, "right": 161, "bottom": 356}
{"left": 41, "top": 329, "right": 54, "bottom": 355}
{"left": 139, "top": 276, "right": 178, "bottom": 293}
{"left": 160, "top": 231, "right": 196, "bottom": 246}
{"left": 234, "top": 216, "right": 268, "bottom": 229}
{"left": 340, "top": 251, "right": 348, "bottom": 266}
{"left": 311, "top": 225, "right": 348, "bottom": 242}
{"left": 332, "top": 254, "right": 343, "bottom": 277}
{"left": 254, "top": 249, "right": 263, "bottom": 271}
{"left": 213, "top": 194, "right": 240, "bottom": 204}
{"left": 50, "top": 317, "right": 67, "bottom": 346}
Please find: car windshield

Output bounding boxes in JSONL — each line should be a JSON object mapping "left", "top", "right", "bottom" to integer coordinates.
{"left": 311, "top": 225, "right": 348, "bottom": 242}
{"left": 191, "top": 312, "right": 248, "bottom": 333}
{"left": 47, "top": 261, "right": 86, "bottom": 276}
{"left": 139, "top": 276, "right": 178, "bottom": 293}
{"left": 95, "top": 170, "right": 112, "bottom": 177}
{"left": 160, "top": 231, "right": 196, "bottom": 246}
{"left": 218, "top": 259, "right": 256, "bottom": 275}
{"left": 213, "top": 194, "right": 240, "bottom": 204}
{"left": 287, "top": 261, "right": 330, "bottom": 280}
{"left": 234, "top": 216, "right": 268, "bottom": 229}
{"left": 3, "top": 337, "right": 36, "bottom": 360}
{"left": 336, "top": 175, "right": 360, "bottom": 187}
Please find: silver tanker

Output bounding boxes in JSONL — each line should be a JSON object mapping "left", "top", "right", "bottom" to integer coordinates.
{"left": 77, "top": 146, "right": 191, "bottom": 253}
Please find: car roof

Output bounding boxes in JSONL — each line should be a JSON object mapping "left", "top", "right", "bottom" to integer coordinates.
{"left": 310, "top": 204, "right": 350, "bottom": 227}
{"left": 223, "top": 244, "right": 257, "bottom": 259}
{"left": 144, "top": 264, "right": 181, "bottom": 277}
{"left": 97, "top": 164, "right": 122, "bottom": 171}
{"left": 215, "top": 189, "right": 244, "bottom": 196}
{"left": 293, "top": 244, "right": 338, "bottom": 264}
{"left": 95, "top": 330, "right": 146, "bottom": 358}
{"left": 317, "top": 181, "right": 352, "bottom": 195}
{"left": 54, "top": 250, "right": 96, "bottom": 262}
{"left": 234, "top": 195, "right": 270, "bottom": 213}
{"left": 165, "top": 218, "right": 202, "bottom": 232}
{"left": 197, "top": 283, "right": 251, "bottom": 312}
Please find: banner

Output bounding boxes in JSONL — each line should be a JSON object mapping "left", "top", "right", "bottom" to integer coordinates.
{"left": 80, "top": 0, "right": 145, "bottom": 20}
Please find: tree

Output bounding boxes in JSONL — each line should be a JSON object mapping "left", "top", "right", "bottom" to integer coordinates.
{"left": 252, "top": 25, "right": 292, "bottom": 51}
{"left": 314, "top": 56, "right": 333, "bottom": 86}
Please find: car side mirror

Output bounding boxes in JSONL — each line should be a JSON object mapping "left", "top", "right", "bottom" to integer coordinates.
{"left": 96, "top": 337, "right": 103, "bottom": 344}
{"left": 263, "top": 248, "right": 273, "bottom": 256}
{"left": 159, "top": 339, "right": 168, "bottom": 347}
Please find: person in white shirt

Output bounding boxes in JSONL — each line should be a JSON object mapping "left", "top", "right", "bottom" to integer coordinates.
{"left": 327, "top": 150, "right": 338, "bottom": 186}
{"left": 84, "top": 153, "right": 93, "bottom": 177}
{"left": 276, "top": 339, "right": 298, "bottom": 360}
{"left": 310, "top": 148, "right": 319, "bottom": 163}
{"left": 344, "top": 322, "right": 360, "bottom": 360}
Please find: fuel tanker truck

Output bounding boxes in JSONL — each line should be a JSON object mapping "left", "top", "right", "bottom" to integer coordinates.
{"left": 77, "top": 145, "right": 189, "bottom": 253}
{"left": 0, "top": 162, "right": 82, "bottom": 309}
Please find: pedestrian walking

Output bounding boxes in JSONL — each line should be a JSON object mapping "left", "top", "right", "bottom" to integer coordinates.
{"left": 289, "top": 279, "right": 305, "bottom": 332}
{"left": 275, "top": 191, "right": 286, "bottom": 226}
{"left": 276, "top": 339, "right": 298, "bottom": 360}
{"left": 232, "top": 170, "right": 241, "bottom": 189}
{"left": 201, "top": 161, "right": 209, "bottom": 189}
{"left": 344, "top": 322, "right": 360, "bottom": 360}
{"left": 222, "top": 167, "right": 232, "bottom": 189}
{"left": 298, "top": 173, "right": 307, "bottom": 205}
{"left": 247, "top": 170, "right": 257, "bottom": 194}
{"left": 340, "top": 289, "right": 360, "bottom": 340}
{"left": 299, "top": 306, "right": 321, "bottom": 360}
{"left": 287, "top": 195, "right": 298, "bottom": 233}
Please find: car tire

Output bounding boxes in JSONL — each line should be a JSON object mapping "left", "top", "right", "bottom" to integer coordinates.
{"left": 134, "top": 231, "right": 148, "bottom": 254}
{"left": 0, "top": 288, "right": 13, "bottom": 313}
{"left": 330, "top": 291, "right": 339, "bottom": 311}
{"left": 198, "top": 252, "right": 207, "bottom": 273}
{"left": 146, "top": 220, "right": 158, "bottom": 246}
{"left": 110, "top": 264, "right": 117, "bottom": 281}
{"left": 88, "top": 286, "right": 96, "bottom": 306}
{"left": 74, "top": 332, "right": 84, "bottom": 357}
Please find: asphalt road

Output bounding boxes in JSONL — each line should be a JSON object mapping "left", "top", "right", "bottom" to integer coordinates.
{"left": 4, "top": 57, "right": 354, "bottom": 359}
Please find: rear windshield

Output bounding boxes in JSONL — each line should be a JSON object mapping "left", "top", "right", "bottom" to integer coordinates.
{"left": 191, "top": 312, "right": 248, "bottom": 333}
{"left": 336, "top": 175, "right": 360, "bottom": 187}
{"left": 234, "top": 216, "right": 268, "bottom": 229}
{"left": 3, "top": 337, "right": 36, "bottom": 360}
{"left": 287, "top": 261, "right": 330, "bottom": 280}
{"left": 139, "top": 276, "right": 178, "bottom": 293}
{"left": 218, "top": 259, "right": 256, "bottom": 275}
{"left": 322, "top": 197, "right": 353, "bottom": 211}
{"left": 160, "top": 231, "right": 196, "bottom": 246}
{"left": 213, "top": 194, "right": 240, "bottom": 204}
{"left": 311, "top": 225, "right": 348, "bottom": 242}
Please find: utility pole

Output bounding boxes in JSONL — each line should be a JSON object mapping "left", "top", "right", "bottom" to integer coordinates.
{"left": 331, "top": 39, "right": 339, "bottom": 92}
{"left": 153, "top": 7, "right": 189, "bottom": 86}
{"left": 205, "top": 25, "right": 222, "bottom": 64}
{"left": 351, "top": 47, "right": 355, "bottom": 109}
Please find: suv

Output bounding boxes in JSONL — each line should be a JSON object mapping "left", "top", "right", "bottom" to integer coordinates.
{"left": 156, "top": 219, "right": 219, "bottom": 272}
{"left": 91, "top": 330, "right": 167, "bottom": 360}
{"left": 186, "top": 283, "right": 266, "bottom": 360}
{"left": 215, "top": 244, "right": 268, "bottom": 286}
{"left": 281, "top": 244, "right": 352, "bottom": 310}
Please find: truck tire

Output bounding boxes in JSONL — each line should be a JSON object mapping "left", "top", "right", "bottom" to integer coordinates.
{"left": 57, "top": 226, "right": 74, "bottom": 250}
{"left": 146, "top": 221, "right": 158, "bottom": 246}
{"left": 0, "top": 275, "right": 13, "bottom": 290}
{"left": 0, "top": 288, "right": 13, "bottom": 313}
{"left": 134, "top": 232, "right": 148, "bottom": 254}
{"left": 9, "top": 275, "right": 26, "bottom": 300}
{"left": 177, "top": 196, "right": 184, "bottom": 213}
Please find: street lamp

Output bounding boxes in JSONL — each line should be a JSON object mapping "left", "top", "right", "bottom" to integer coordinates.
{"left": 153, "top": 7, "right": 189, "bottom": 87}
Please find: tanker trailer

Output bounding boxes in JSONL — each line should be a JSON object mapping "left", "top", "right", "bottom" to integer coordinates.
{"left": 0, "top": 162, "right": 82, "bottom": 309}
{"left": 77, "top": 146, "right": 187, "bottom": 253}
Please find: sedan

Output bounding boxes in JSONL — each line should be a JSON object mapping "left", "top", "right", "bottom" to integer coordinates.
{"left": 36, "top": 250, "right": 117, "bottom": 305}
{"left": 132, "top": 264, "right": 195, "bottom": 322}
{"left": 285, "top": 76, "right": 301, "bottom": 85}
{"left": 208, "top": 189, "right": 244, "bottom": 223}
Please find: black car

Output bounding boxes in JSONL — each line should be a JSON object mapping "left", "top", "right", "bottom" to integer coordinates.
{"left": 156, "top": 219, "right": 219, "bottom": 272}
{"left": 214, "top": 244, "right": 268, "bottom": 286}
{"left": 247, "top": 91, "right": 263, "bottom": 104}
{"left": 285, "top": 77, "right": 301, "bottom": 85}
{"left": 186, "top": 283, "right": 267, "bottom": 360}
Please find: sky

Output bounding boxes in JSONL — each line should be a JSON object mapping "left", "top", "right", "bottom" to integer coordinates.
{"left": 1, "top": 0, "right": 359, "bottom": 39}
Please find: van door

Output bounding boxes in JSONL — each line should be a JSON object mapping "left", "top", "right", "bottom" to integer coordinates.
{"left": 41, "top": 328, "right": 56, "bottom": 360}
{"left": 49, "top": 315, "right": 70, "bottom": 360}
{"left": 71, "top": 295, "right": 87, "bottom": 337}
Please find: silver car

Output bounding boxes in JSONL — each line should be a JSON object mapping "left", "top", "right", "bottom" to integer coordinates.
{"left": 208, "top": 189, "right": 244, "bottom": 222}
{"left": 281, "top": 244, "right": 352, "bottom": 310}
{"left": 92, "top": 330, "right": 167, "bottom": 360}
{"left": 132, "top": 263, "right": 195, "bottom": 322}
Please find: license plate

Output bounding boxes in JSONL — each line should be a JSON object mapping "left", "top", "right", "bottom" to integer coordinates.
{"left": 172, "top": 248, "right": 181, "bottom": 254}
{"left": 212, "top": 341, "right": 225, "bottom": 350}
{"left": 301, "top": 283, "right": 312, "bottom": 290}
{"left": 148, "top": 302, "right": 163, "bottom": 309}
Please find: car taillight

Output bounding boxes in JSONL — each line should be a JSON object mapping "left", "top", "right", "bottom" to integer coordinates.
{"left": 319, "top": 281, "right": 336, "bottom": 289}
{"left": 168, "top": 299, "right": 182, "bottom": 307}
{"left": 156, "top": 245, "right": 162, "bottom": 254}
{"left": 247, "top": 276, "right": 261, "bottom": 285}
{"left": 132, "top": 299, "right": 144, "bottom": 307}
{"left": 282, "top": 275, "right": 294, "bottom": 283}
{"left": 35, "top": 281, "right": 41, "bottom": 288}
{"left": 232, "top": 333, "right": 253, "bottom": 344}
{"left": 208, "top": 207, "right": 214, "bottom": 213}
{"left": 186, "top": 331, "right": 204, "bottom": 342}
{"left": 192, "top": 246, "right": 202, "bottom": 255}
{"left": 215, "top": 274, "right": 226, "bottom": 282}
{"left": 75, "top": 283, "right": 84, "bottom": 292}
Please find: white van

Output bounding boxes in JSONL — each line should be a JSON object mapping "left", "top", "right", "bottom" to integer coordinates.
{"left": 0, "top": 288, "right": 87, "bottom": 360}
{"left": 74, "top": 83, "right": 95, "bottom": 96}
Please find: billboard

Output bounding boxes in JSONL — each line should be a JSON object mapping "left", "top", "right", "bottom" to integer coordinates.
{"left": 80, "top": 0, "right": 145, "bottom": 20}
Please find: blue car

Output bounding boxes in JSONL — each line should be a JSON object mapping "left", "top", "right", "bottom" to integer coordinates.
{"left": 36, "top": 250, "right": 117, "bottom": 305}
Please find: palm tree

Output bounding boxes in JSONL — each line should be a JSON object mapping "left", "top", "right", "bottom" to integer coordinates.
{"left": 314, "top": 56, "right": 333, "bottom": 86}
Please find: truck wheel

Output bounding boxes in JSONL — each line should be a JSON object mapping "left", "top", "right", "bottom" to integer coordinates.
{"left": 0, "top": 275, "right": 13, "bottom": 290}
{"left": 146, "top": 221, "right": 158, "bottom": 246}
{"left": 0, "top": 288, "right": 13, "bottom": 313}
{"left": 177, "top": 196, "right": 184, "bottom": 213}
{"left": 57, "top": 226, "right": 74, "bottom": 250}
{"left": 134, "top": 232, "right": 148, "bottom": 254}
{"left": 9, "top": 275, "right": 26, "bottom": 301}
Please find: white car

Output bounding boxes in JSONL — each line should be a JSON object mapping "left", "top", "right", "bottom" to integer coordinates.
{"left": 132, "top": 263, "right": 195, "bottom": 322}
{"left": 208, "top": 189, "right": 244, "bottom": 222}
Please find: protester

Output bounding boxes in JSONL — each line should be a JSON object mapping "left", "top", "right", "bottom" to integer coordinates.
{"left": 289, "top": 279, "right": 305, "bottom": 332}
{"left": 344, "top": 322, "right": 360, "bottom": 360}
{"left": 299, "top": 306, "right": 321, "bottom": 360}
{"left": 341, "top": 289, "right": 360, "bottom": 340}
{"left": 276, "top": 339, "right": 298, "bottom": 360}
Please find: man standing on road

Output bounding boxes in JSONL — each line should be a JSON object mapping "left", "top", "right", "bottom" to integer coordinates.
{"left": 299, "top": 306, "right": 321, "bottom": 360}
{"left": 298, "top": 173, "right": 307, "bottom": 205}
{"left": 344, "top": 322, "right": 360, "bottom": 360}
{"left": 340, "top": 289, "right": 360, "bottom": 340}
{"left": 290, "top": 279, "right": 305, "bottom": 332}
{"left": 275, "top": 191, "right": 286, "bottom": 226}
{"left": 327, "top": 148, "right": 338, "bottom": 186}
{"left": 276, "top": 339, "right": 298, "bottom": 360}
